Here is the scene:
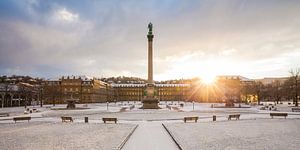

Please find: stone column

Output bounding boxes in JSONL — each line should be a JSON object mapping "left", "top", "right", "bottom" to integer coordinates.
{"left": 9, "top": 94, "right": 14, "bottom": 107}
{"left": 142, "top": 23, "right": 160, "bottom": 109}
{"left": 147, "top": 23, "right": 154, "bottom": 84}
{"left": 10, "top": 94, "right": 13, "bottom": 107}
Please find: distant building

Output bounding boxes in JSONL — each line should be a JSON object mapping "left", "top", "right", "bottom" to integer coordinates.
{"left": 256, "top": 77, "right": 289, "bottom": 85}
{"left": 0, "top": 76, "right": 42, "bottom": 107}
{"left": 43, "top": 75, "right": 113, "bottom": 104}
{"left": 0, "top": 83, "right": 40, "bottom": 107}
{"left": 4, "top": 74, "right": 289, "bottom": 106}
{"left": 112, "top": 83, "right": 191, "bottom": 101}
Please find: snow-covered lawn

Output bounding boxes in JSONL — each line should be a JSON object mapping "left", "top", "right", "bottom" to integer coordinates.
{"left": 1, "top": 102, "right": 300, "bottom": 123}
{"left": 0, "top": 122, "right": 137, "bottom": 150}
{"left": 164, "top": 119, "right": 300, "bottom": 150}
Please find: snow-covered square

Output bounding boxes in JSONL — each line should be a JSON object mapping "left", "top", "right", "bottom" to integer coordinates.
{"left": 164, "top": 119, "right": 300, "bottom": 150}
{"left": 0, "top": 122, "right": 137, "bottom": 150}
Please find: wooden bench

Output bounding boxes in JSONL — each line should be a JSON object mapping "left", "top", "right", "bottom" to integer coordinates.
{"left": 184, "top": 116, "right": 198, "bottom": 123}
{"left": 228, "top": 114, "right": 240, "bottom": 120}
{"left": 270, "top": 113, "right": 288, "bottom": 119}
{"left": 102, "top": 118, "right": 117, "bottom": 123}
{"left": 61, "top": 116, "right": 73, "bottom": 122}
{"left": 13, "top": 116, "right": 31, "bottom": 123}
{"left": 292, "top": 108, "right": 300, "bottom": 112}
{"left": 0, "top": 113, "right": 9, "bottom": 117}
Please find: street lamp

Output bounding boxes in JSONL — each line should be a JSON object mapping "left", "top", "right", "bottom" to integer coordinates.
{"left": 193, "top": 100, "right": 194, "bottom": 111}
{"left": 107, "top": 101, "right": 109, "bottom": 111}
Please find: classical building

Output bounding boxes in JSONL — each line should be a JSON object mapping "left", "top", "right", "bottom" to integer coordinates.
{"left": 43, "top": 76, "right": 113, "bottom": 104}
{"left": 256, "top": 77, "right": 289, "bottom": 85}
{"left": 112, "top": 83, "right": 190, "bottom": 102}
{"left": 0, "top": 76, "right": 42, "bottom": 107}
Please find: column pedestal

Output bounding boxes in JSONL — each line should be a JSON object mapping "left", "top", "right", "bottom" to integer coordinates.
{"left": 141, "top": 84, "right": 160, "bottom": 109}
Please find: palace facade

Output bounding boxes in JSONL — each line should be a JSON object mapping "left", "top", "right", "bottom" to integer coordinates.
{"left": 43, "top": 77, "right": 191, "bottom": 104}
{"left": 43, "top": 76, "right": 113, "bottom": 104}
{"left": 112, "top": 83, "right": 190, "bottom": 101}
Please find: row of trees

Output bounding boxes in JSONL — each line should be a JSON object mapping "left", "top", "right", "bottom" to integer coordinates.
{"left": 242, "top": 69, "right": 299, "bottom": 106}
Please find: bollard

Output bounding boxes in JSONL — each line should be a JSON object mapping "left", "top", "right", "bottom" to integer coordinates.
{"left": 85, "top": 117, "right": 88, "bottom": 123}
{"left": 213, "top": 115, "right": 216, "bottom": 121}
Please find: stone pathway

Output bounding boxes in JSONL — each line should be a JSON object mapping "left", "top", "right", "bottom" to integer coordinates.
{"left": 122, "top": 121, "right": 179, "bottom": 150}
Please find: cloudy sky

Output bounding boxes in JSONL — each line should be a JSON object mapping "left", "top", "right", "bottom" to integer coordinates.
{"left": 0, "top": 0, "right": 299, "bottom": 80}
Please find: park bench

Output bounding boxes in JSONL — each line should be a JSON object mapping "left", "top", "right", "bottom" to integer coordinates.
{"left": 0, "top": 113, "right": 9, "bottom": 117}
{"left": 292, "top": 108, "right": 300, "bottom": 112}
{"left": 270, "top": 113, "right": 288, "bottom": 119}
{"left": 228, "top": 114, "right": 240, "bottom": 120}
{"left": 61, "top": 116, "right": 73, "bottom": 122}
{"left": 102, "top": 117, "right": 117, "bottom": 123}
{"left": 13, "top": 116, "right": 31, "bottom": 123}
{"left": 184, "top": 116, "right": 198, "bottom": 123}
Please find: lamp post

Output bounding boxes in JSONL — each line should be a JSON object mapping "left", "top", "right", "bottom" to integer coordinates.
{"left": 107, "top": 101, "right": 109, "bottom": 111}
{"left": 193, "top": 100, "right": 194, "bottom": 111}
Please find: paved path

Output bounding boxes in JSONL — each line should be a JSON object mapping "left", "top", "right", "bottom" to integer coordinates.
{"left": 122, "top": 121, "right": 179, "bottom": 150}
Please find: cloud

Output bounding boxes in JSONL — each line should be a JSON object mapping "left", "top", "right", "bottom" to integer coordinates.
{"left": 0, "top": 0, "right": 299, "bottom": 80}
{"left": 54, "top": 8, "right": 78, "bottom": 22}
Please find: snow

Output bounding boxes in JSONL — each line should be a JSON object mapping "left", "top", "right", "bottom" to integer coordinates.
{"left": 0, "top": 122, "right": 136, "bottom": 150}
{"left": 164, "top": 119, "right": 300, "bottom": 150}
{"left": 122, "top": 121, "right": 179, "bottom": 150}
{"left": 1, "top": 101, "right": 300, "bottom": 149}
{"left": 2, "top": 102, "right": 299, "bottom": 123}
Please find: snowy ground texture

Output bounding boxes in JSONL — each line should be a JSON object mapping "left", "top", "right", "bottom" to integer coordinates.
{"left": 0, "top": 122, "right": 136, "bottom": 150}
{"left": 164, "top": 119, "right": 300, "bottom": 150}
{"left": 1, "top": 101, "right": 300, "bottom": 150}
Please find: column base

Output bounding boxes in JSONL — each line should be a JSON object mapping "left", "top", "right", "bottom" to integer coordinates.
{"left": 141, "top": 98, "right": 160, "bottom": 109}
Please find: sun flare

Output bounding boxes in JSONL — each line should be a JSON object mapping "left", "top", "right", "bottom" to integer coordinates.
{"left": 200, "top": 73, "right": 216, "bottom": 85}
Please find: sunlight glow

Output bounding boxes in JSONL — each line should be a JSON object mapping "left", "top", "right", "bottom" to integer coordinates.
{"left": 155, "top": 52, "right": 249, "bottom": 81}
{"left": 200, "top": 73, "right": 216, "bottom": 85}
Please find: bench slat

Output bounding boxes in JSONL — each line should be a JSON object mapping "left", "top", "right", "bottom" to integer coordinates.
{"left": 13, "top": 117, "right": 31, "bottom": 123}
{"left": 184, "top": 117, "right": 198, "bottom": 123}
{"left": 61, "top": 116, "right": 73, "bottom": 122}
{"left": 102, "top": 118, "right": 117, "bottom": 123}
{"left": 228, "top": 114, "right": 240, "bottom": 120}
{"left": 270, "top": 113, "right": 288, "bottom": 119}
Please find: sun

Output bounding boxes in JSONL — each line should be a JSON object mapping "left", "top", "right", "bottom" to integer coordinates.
{"left": 200, "top": 74, "right": 216, "bottom": 85}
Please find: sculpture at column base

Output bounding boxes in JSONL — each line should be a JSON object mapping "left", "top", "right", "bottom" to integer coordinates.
{"left": 141, "top": 99, "right": 160, "bottom": 109}
{"left": 141, "top": 83, "right": 160, "bottom": 109}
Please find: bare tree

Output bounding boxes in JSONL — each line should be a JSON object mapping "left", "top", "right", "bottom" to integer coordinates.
{"left": 289, "top": 68, "right": 300, "bottom": 107}
{"left": 254, "top": 81, "right": 264, "bottom": 105}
